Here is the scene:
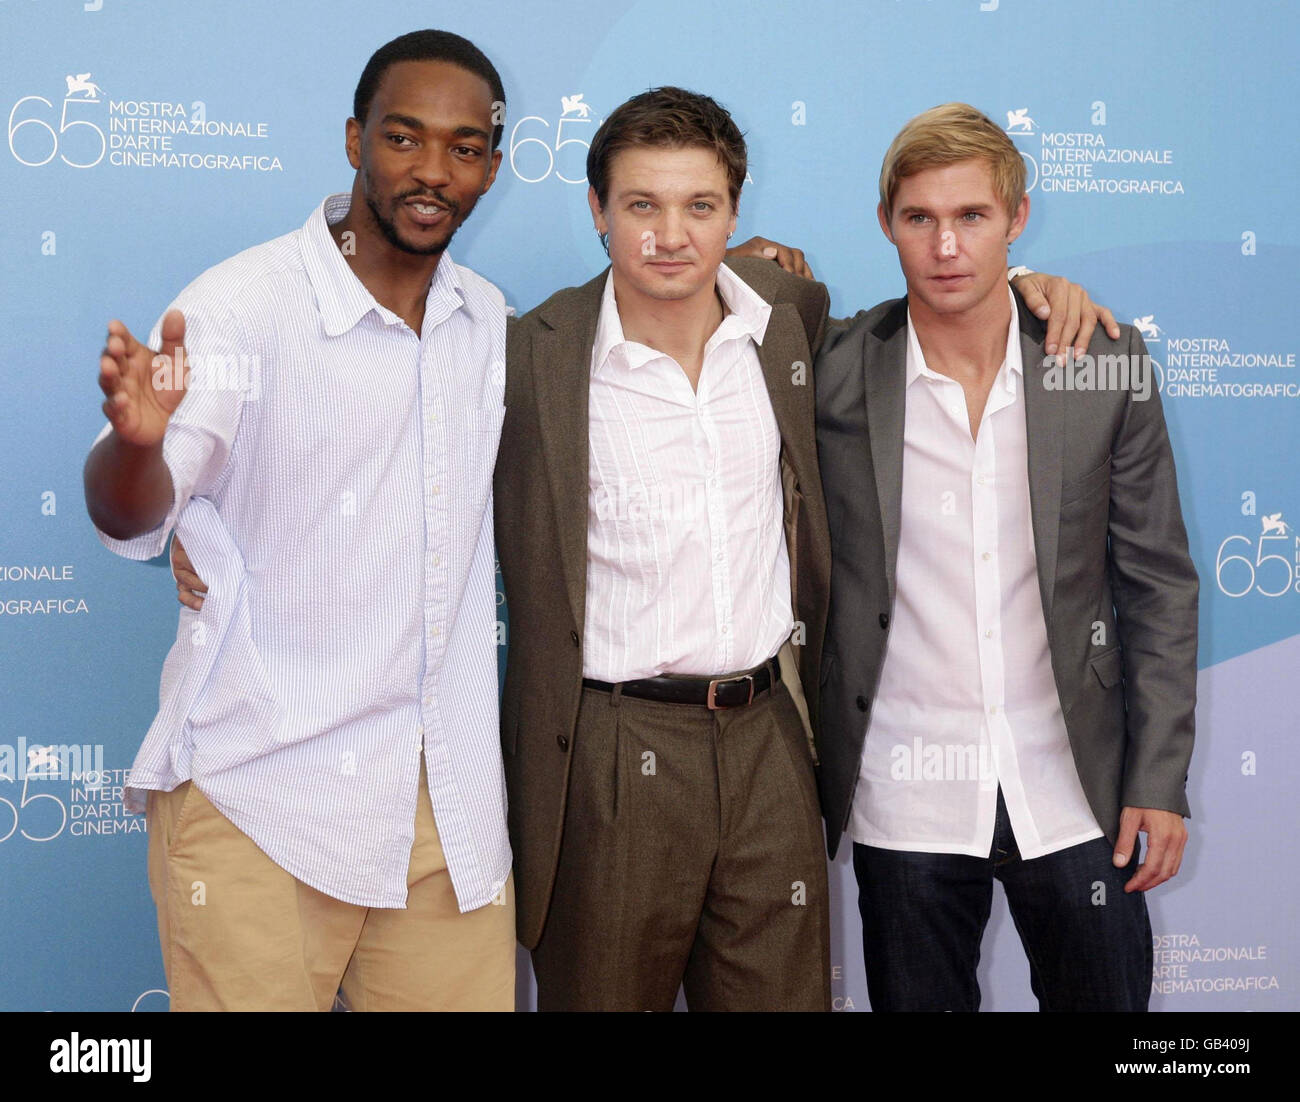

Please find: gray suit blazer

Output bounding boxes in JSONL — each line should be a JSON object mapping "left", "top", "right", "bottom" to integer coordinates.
{"left": 814, "top": 289, "right": 1198, "bottom": 859}
{"left": 496, "top": 258, "right": 833, "bottom": 948}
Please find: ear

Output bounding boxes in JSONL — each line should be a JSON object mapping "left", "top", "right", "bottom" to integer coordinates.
{"left": 877, "top": 202, "right": 895, "bottom": 244}
{"left": 1005, "top": 193, "right": 1030, "bottom": 246}
{"left": 728, "top": 194, "right": 739, "bottom": 239}
{"left": 481, "top": 147, "right": 503, "bottom": 195}
{"left": 587, "top": 186, "right": 607, "bottom": 236}
{"left": 345, "top": 117, "right": 362, "bottom": 172}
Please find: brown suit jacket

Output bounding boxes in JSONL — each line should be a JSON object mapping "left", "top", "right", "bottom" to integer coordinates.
{"left": 495, "top": 258, "right": 832, "bottom": 949}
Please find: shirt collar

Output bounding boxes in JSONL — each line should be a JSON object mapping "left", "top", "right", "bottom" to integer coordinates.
{"left": 301, "top": 193, "right": 467, "bottom": 338}
{"left": 590, "top": 260, "right": 773, "bottom": 376}
{"left": 905, "top": 284, "right": 1023, "bottom": 392}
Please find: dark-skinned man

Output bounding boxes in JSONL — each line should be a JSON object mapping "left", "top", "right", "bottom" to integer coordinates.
{"left": 84, "top": 30, "right": 515, "bottom": 1012}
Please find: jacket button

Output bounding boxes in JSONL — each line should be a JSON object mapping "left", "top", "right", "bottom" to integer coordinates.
{"left": 856, "top": 695, "right": 868, "bottom": 712}
{"left": 556, "top": 734, "right": 569, "bottom": 751}
{"left": 569, "top": 630, "right": 580, "bottom": 647}
{"left": 879, "top": 613, "right": 890, "bottom": 630}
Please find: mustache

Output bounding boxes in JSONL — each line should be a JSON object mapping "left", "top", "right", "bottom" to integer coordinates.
{"left": 397, "top": 190, "right": 461, "bottom": 215}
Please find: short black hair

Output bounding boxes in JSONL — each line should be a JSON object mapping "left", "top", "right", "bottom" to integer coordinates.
{"left": 353, "top": 30, "right": 506, "bottom": 150}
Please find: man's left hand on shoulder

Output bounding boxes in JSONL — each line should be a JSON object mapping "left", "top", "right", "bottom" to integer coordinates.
{"left": 726, "top": 235, "right": 815, "bottom": 280}
{"left": 1114, "top": 806, "right": 1189, "bottom": 892}
{"left": 1014, "top": 269, "right": 1121, "bottom": 361}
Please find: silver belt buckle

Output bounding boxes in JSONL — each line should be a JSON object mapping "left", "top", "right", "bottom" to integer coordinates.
{"left": 707, "top": 673, "right": 754, "bottom": 710}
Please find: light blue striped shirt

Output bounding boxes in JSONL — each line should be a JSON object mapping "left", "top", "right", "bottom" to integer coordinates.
{"left": 94, "top": 194, "right": 510, "bottom": 910}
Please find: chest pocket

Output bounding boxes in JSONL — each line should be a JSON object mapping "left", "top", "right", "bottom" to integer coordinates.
{"left": 1060, "top": 455, "right": 1111, "bottom": 508}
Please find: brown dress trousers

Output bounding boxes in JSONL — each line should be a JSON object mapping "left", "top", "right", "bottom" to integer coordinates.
{"left": 530, "top": 678, "right": 831, "bottom": 1011}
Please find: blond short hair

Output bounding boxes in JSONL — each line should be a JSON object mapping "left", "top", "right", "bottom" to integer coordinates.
{"left": 878, "top": 103, "right": 1026, "bottom": 221}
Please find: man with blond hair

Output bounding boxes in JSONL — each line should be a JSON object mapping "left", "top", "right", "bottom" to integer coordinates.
{"left": 814, "top": 103, "right": 1198, "bottom": 1011}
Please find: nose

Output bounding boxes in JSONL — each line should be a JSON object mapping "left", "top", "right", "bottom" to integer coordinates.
{"left": 411, "top": 144, "right": 454, "bottom": 191}
{"left": 655, "top": 208, "right": 690, "bottom": 253}
{"left": 934, "top": 222, "right": 961, "bottom": 262}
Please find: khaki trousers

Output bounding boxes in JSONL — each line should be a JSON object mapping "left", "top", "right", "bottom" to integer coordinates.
{"left": 145, "top": 753, "right": 515, "bottom": 1011}
{"left": 531, "top": 679, "right": 832, "bottom": 1011}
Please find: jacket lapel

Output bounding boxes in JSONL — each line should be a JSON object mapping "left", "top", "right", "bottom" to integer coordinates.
{"left": 1017, "top": 293, "right": 1063, "bottom": 623}
{"left": 532, "top": 270, "right": 605, "bottom": 636}
{"left": 757, "top": 301, "right": 817, "bottom": 488}
{"left": 866, "top": 300, "right": 909, "bottom": 603}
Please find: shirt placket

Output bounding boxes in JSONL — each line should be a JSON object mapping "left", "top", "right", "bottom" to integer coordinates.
{"left": 975, "top": 370, "right": 1024, "bottom": 852}
{"left": 417, "top": 313, "right": 452, "bottom": 769}
{"left": 697, "top": 374, "right": 735, "bottom": 674}
{"left": 970, "top": 402, "right": 1006, "bottom": 821}
{"left": 416, "top": 294, "right": 500, "bottom": 904}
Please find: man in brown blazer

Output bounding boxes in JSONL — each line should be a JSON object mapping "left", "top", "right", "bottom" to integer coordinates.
{"left": 495, "top": 88, "right": 835, "bottom": 1011}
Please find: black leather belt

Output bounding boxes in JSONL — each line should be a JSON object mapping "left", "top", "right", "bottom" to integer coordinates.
{"left": 582, "top": 655, "right": 781, "bottom": 710}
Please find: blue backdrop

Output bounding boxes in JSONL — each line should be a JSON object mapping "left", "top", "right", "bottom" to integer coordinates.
{"left": 1, "top": 0, "right": 1295, "bottom": 1011}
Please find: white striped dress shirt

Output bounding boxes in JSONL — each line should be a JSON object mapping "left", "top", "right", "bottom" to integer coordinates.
{"left": 93, "top": 193, "right": 510, "bottom": 910}
{"left": 583, "top": 263, "right": 793, "bottom": 682}
{"left": 850, "top": 289, "right": 1104, "bottom": 860}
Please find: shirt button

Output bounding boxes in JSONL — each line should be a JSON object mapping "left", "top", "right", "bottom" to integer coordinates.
{"left": 431, "top": 485, "right": 441, "bottom": 496}
{"left": 989, "top": 705, "right": 998, "bottom": 715}
{"left": 432, "top": 554, "right": 441, "bottom": 567}
{"left": 982, "top": 551, "right": 992, "bottom": 561}
{"left": 977, "top": 475, "right": 987, "bottom": 485}
{"left": 721, "top": 624, "right": 731, "bottom": 636}
{"left": 949, "top": 405, "right": 960, "bottom": 416}
{"left": 984, "top": 629, "right": 993, "bottom": 638}
{"left": 570, "top": 630, "right": 580, "bottom": 647}
{"left": 556, "top": 734, "right": 569, "bottom": 752}
{"left": 714, "top": 550, "right": 724, "bottom": 562}
{"left": 423, "top": 696, "right": 432, "bottom": 707}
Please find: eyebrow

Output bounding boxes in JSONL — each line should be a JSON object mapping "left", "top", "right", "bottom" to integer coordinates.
{"left": 619, "top": 189, "right": 727, "bottom": 202}
{"left": 450, "top": 124, "right": 492, "bottom": 142}
{"left": 379, "top": 114, "right": 491, "bottom": 142}
{"left": 380, "top": 113, "right": 426, "bottom": 131}
{"left": 897, "top": 202, "right": 996, "bottom": 216}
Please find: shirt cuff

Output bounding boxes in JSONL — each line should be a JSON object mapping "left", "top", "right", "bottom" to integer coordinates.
{"left": 90, "top": 423, "right": 186, "bottom": 562}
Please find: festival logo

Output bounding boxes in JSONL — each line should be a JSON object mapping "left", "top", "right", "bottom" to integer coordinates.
{"left": 1133, "top": 315, "right": 1163, "bottom": 343}
{"left": 1152, "top": 931, "right": 1279, "bottom": 998}
{"left": 1127, "top": 308, "right": 1297, "bottom": 401}
{"left": 8, "top": 69, "right": 283, "bottom": 172}
{"left": 1004, "top": 102, "right": 1184, "bottom": 197}
{"left": 507, "top": 94, "right": 603, "bottom": 184}
{"left": 1005, "top": 107, "right": 1036, "bottom": 135}
{"left": 1215, "top": 505, "right": 1298, "bottom": 599}
{"left": 0, "top": 743, "right": 143, "bottom": 843}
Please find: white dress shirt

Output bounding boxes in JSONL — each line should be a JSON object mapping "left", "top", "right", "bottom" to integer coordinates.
{"left": 582, "top": 263, "right": 793, "bottom": 682}
{"left": 850, "top": 288, "right": 1104, "bottom": 860}
{"left": 93, "top": 193, "right": 510, "bottom": 910}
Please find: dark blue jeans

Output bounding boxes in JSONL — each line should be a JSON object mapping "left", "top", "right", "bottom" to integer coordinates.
{"left": 853, "top": 789, "right": 1152, "bottom": 1011}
